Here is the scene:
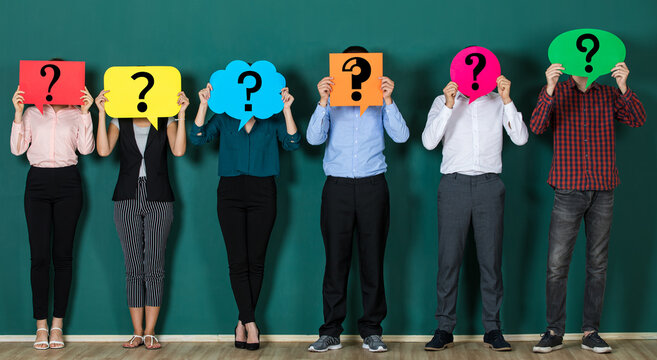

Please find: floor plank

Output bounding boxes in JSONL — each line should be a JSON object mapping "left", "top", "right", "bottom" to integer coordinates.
{"left": 1, "top": 340, "right": 656, "bottom": 359}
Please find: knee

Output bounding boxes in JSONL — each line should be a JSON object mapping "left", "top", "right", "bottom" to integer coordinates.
{"left": 228, "top": 260, "right": 249, "bottom": 276}
{"left": 547, "top": 260, "right": 569, "bottom": 281}
{"left": 145, "top": 269, "right": 165, "bottom": 283}
{"left": 586, "top": 257, "right": 608, "bottom": 276}
{"left": 248, "top": 262, "right": 265, "bottom": 276}
{"left": 52, "top": 255, "right": 72, "bottom": 271}
{"left": 30, "top": 254, "right": 49, "bottom": 271}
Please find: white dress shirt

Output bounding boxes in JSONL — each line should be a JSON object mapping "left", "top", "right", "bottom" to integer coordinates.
{"left": 422, "top": 91, "right": 528, "bottom": 175}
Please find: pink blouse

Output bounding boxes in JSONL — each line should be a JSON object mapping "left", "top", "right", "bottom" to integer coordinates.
{"left": 10, "top": 105, "right": 95, "bottom": 167}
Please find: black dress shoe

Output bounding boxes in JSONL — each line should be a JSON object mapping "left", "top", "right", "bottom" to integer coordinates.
{"left": 424, "top": 330, "right": 454, "bottom": 351}
{"left": 234, "top": 325, "right": 246, "bottom": 349}
{"left": 246, "top": 325, "right": 260, "bottom": 351}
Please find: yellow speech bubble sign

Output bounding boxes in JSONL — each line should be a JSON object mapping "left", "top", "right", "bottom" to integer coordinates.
{"left": 104, "top": 66, "right": 181, "bottom": 129}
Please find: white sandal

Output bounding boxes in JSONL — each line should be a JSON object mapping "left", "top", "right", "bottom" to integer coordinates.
{"left": 33, "top": 328, "right": 49, "bottom": 350}
{"left": 144, "top": 334, "right": 161, "bottom": 350}
{"left": 122, "top": 334, "right": 144, "bottom": 349}
{"left": 49, "top": 327, "right": 65, "bottom": 349}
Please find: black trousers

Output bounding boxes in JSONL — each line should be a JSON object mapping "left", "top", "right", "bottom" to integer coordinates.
{"left": 217, "top": 175, "right": 277, "bottom": 324}
{"left": 319, "top": 174, "right": 390, "bottom": 338}
{"left": 24, "top": 165, "right": 82, "bottom": 320}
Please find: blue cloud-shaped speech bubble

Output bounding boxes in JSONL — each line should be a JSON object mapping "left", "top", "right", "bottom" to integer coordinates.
{"left": 208, "top": 60, "right": 286, "bottom": 130}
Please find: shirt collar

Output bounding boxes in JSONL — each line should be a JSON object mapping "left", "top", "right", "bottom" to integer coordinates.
{"left": 456, "top": 91, "right": 492, "bottom": 102}
{"left": 566, "top": 76, "right": 599, "bottom": 91}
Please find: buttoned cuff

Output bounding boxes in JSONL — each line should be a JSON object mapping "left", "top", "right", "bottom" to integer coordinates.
{"left": 503, "top": 101, "right": 519, "bottom": 114}
{"left": 80, "top": 112, "right": 92, "bottom": 127}
{"left": 384, "top": 101, "right": 400, "bottom": 115}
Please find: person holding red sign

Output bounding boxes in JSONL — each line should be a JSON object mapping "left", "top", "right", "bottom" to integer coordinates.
{"left": 10, "top": 80, "right": 95, "bottom": 350}
{"left": 94, "top": 89, "right": 189, "bottom": 350}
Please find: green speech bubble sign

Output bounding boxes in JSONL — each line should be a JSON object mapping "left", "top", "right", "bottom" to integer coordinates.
{"left": 548, "top": 29, "right": 626, "bottom": 88}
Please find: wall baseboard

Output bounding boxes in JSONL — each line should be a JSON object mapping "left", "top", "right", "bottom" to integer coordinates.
{"left": 1, "top": 332, "right": 656, "bottom": 343}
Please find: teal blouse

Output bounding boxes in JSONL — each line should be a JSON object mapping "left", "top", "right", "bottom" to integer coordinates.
{"left": 189, "top": 112, "right": 301, "bottom": 177}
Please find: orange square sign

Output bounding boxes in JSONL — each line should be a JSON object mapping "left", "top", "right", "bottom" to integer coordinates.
{"left": 329, "top": 53, "right": 383, "bottom": 115}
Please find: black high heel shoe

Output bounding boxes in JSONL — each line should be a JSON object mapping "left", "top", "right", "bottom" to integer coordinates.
{"left": 245, "top": 324, "right": 260, "bottom": 351}
{"left": 234, "top": 324, "right": 246, "bottom": 349}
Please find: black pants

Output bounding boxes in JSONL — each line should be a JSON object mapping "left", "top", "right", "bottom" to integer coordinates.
{"left": 435, "top": 173, "right": 505, "bottom": 333}
{"left": 319, "top": 174, "right": 390, "bottom": 338}
{"left": 24, "top": 165, "right": 82, "bottom": 320}
{"left": 217, "top": 175, "right": 277, "bottom": 324}
{"left": 546, "top": 190, "right": 614, "bottom": 336}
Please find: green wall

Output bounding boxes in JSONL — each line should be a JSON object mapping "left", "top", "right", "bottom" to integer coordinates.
{"left": 1, "top": 0, "right": 655, "bottom": 336}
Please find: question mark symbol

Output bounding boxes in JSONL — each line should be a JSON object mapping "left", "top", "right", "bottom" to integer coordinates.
{"left": 237, "top": 71, "right": 262, "bottom": 112}
{"left": 131, "top": 72, "right": 155, "bottom": 112}
{"left": 465, "top": 53, "right": 486, "bottom": 91}
{"left": 576, "top": 33, "right": 600, "bottom": 73}
{"left": 342, "top": 57, "right": 372, "bottom": 101}
{"left": 40, "top": 64, "right": 61, "bottom": 102}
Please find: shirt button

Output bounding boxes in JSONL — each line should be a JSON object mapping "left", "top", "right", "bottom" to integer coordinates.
{"left": 355, "top": 140, "right": 358, "bottom": 144}
{"left": 354, "top": 155, "right": 357, "bottom": 158}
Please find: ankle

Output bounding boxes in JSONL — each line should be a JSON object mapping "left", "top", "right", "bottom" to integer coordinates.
{"left": 144, "top": 329, "right": 155, "bottom": 335}
{"left": 134, "top": 329, "right": 144, "bottom": 336}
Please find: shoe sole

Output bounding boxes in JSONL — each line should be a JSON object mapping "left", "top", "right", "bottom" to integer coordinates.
{"left": 532, "top": 344, "right": 563, "bottom": 353}
{"left": 362, "top": 344, "right": 388, "bottom": 352}
{"left": 485, "top": 343, "right": 511, "bottom": 351}
{"left": 582, "top": 344, "right": 612, "bottom": 354}
{"left": 308, "top": 344, "right": 342, "bottom": 352}
{"left": 424, "top": 342, "right": 454, "bottom": 351}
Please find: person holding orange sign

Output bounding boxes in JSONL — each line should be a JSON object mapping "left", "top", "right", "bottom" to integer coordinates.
{"left": 94, "top": 88, "right": 189, "bottom": 350}
{"left": 10, "top": 71, "right": 95, "bottom": 350}
{"left": 307, "top": 46, "right": 409, "bottom": 353}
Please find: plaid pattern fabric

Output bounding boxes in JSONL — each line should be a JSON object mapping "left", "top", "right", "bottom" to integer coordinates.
{"left": 530, "top": 77, "right": 646, "bottom": 190}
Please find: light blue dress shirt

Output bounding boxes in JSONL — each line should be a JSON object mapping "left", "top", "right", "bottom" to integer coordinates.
{"left": 306, "top": 101, "right": 409, "bottom": 178}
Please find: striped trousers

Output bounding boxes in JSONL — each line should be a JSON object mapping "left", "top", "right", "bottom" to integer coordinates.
{"left": 114, "top": 177, "right": 173, "bottom": 308}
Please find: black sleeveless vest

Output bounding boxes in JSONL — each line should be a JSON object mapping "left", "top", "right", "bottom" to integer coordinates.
{"left": 112, "top": 118, "right": 175, "bottom": 202}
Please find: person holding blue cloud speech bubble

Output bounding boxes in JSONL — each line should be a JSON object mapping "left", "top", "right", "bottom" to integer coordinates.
{"left": 530, "top": 43, "right": 646, "bottom": 353}
{"left": 190, "top": 81, "right": 300, "bottom": 351}
{"left": 94, "top": 88, "right": 189, "bottom": 351}
{"left": 306, "top": 46, "right": 409, "bottom": 354}
{"left": 422, "top": 60, "right": 528, "bottom": 352}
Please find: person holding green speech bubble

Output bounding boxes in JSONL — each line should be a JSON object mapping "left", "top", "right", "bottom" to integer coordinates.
{"left": 530, "top": 56, "right": 646, "bottom": 354}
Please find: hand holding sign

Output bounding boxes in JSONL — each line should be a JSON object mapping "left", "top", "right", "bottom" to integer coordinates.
{"left": 329, "top": 53, "right": 383, "bottom": 115}
{"left": 19, "top": 60, "right": 85, "bottom": 113}
{"left": 208, "top": 60, "right": 286, "bottom": 131}
{"left": 548, "top": 29, "right": 626, "bottom": 88}
{"left": 450, "top": 46, "right": 501, "bottom": 103}
{"left": 103, "top": 66, "right": 181, "bottom": 130}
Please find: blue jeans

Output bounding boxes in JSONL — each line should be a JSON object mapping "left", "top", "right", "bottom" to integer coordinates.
{"left": 546, "top": 189, "right": 614, "bottom": 336}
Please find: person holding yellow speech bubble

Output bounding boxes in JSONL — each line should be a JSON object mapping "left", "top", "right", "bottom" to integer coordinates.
{"left": 10, "top": 61, "right": 95, "bottom": 350}
{"left": 190, "top": 83, "right": 300, "bottom": 351}
{"left": 94, "top": 89, "right": 189, "bottom": 351}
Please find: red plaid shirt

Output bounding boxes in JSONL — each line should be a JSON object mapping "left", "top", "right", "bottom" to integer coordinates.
{"left": 530, "top": 77, "right": 646, "bottom": 190}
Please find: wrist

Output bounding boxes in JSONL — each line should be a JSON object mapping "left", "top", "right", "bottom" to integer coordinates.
{"left": 502, "top": 97, "right": 512, "bottom": 105}
{"left": 319, "top": 99, "right": 328, "bottom": 107}
{"left": 384, "top": 97, "right": 393, "bottom": 105}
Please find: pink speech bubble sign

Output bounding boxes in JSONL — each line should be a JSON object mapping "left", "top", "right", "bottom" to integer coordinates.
{"left": 450, "top": 46, "right": 501, "bottom": 104}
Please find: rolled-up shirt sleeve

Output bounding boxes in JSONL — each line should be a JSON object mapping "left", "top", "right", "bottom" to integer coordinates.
{"left": 190, "top": 114, "right": 220, "bottom": 145}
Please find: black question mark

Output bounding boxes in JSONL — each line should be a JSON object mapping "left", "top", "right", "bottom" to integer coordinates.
{"left": 342, "top": 57, "right": 372, "bottom": 101}
{"left": 40, "top": 64, "right": 61, "bottom": 102}
{"left": 131, "top": 72, "right": 154, "bottom": 112}
{"left": 576, "top": 33, "right": 600, "bottom": 73}
{"left": 465, "top": 53, "right": 486, "bottom": 91}
{"left": 237, "top": 71, "right": 262, "bottom": 111}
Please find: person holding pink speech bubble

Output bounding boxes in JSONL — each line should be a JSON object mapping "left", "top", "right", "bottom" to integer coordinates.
{"left": 95, "top": 88, "right": 189, "bottom": 351}
{"left": 190, "top": 82, "right": 300, "bottom": 351}
{"left": 530, "top": 61, "right": 646, "bottom": 354}
{"left": 422, "top": 49, "right": 528, "bottom": 352}
{"left": 10, "top": 59, "right": 95, "bottom": 351}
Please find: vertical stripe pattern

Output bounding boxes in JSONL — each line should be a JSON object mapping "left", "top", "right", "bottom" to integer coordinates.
{"left": 113, "top": 177, "right": 173, "bottom": 308}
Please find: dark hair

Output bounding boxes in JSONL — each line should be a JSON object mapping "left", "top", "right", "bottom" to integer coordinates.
{"left": 49, "top": 58, "right": 64, "bottom": 61}
{"left": 343, "top": 46, "right": 368, "bottom": 53}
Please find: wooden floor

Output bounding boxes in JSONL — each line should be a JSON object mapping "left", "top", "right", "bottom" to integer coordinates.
{"left": 1, "top": 340, "right": 656, "bottom": 359}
